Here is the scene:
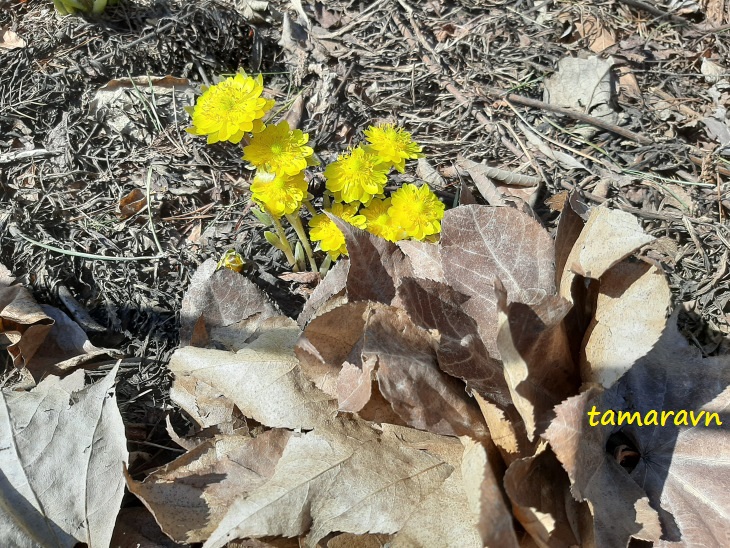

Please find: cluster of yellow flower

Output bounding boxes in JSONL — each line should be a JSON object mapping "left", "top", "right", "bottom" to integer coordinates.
{"left": 185, "top": 71, "right": 445, "bottom": 272}
{"left": 310, "top": 125, "right": 444, "bottom": 260}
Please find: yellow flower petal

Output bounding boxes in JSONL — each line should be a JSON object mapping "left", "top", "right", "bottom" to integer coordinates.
{"left": 186, "top": 72, "right": 274, "bottom": 145}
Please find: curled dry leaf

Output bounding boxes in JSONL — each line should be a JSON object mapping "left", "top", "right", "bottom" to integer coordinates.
{"left": 558, "top": 205, "right": 654, "bottom": 299}
{"left": 170, "top": 316, "right": 336, "bottom": 430}
{"left": 581, "top": 260, "right": 671, "bottom": 388}
{"left": 180, "top": 259, "right": 279, "bottom": 348}
{"left": 1, "top": 273, "right": 54, "bottom": 369}
{"left": 297, "top": 256, "right": 349, "bottom": 328}
{"left": 331, "top": 215, "right": 412, "bottom": 305}
{"left": 398, "top": 277, "right": 511, "bottom": 407}
{"left": 496, "top": 283, "right": 578, "bottom": 441}
{"left": 127, "top": 429, "right": 292, "bottom": 543}
{"left": 545, "top": 314, "right": 730, "bottom": 547}
{"left": 1, "top": 269, "right": 111, "bottom": 380}
{"left": 503, "top": 444, "right": 583, "bottom": 548}
{"left": 0, "top": 365, "right": 127, "bottom": 548}
{"left": 118, "top": 187, "right": 147, "bottom": 219}
{"left": 297, "top": 301, "right": 489, "bottom": 439}
{"left": 25, "top": 305, "right": 112, "bottom": 378}
{"left": 203, "top": 419, "right": 456, "bottom": 548}
{"left": 440, "top": 205, "right": 555, "bottom": 360}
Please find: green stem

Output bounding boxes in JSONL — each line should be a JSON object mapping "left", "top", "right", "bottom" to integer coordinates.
{"left": 270, "top": 213, "right": 297, "bottom": 267}
{"left": 303, "top": 198, "right": 317, "bottom": 217}
{"left": 286, "top": 214, "right": 318, "bottom": 272}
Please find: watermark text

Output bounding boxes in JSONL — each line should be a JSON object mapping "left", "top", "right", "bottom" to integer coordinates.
{"left": 587, "top": 405, "right": 722, "bottom": 427}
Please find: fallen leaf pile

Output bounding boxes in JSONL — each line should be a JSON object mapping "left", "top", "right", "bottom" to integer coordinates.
{"left": 2, "top": 199, "right": 729, "bottom": 546}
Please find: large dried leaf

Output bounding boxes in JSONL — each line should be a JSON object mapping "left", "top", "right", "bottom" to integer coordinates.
{"left": 399, "top": 277, "right": 512, "bottom": 407}
{"left": 203, "top": 418, "right": 456, "bottom": 548}
{"left": 298, "top": 301, "right": 489, "bottom": 438}
{"left": 25, "top": 305, "right": 112, "bottom": 379}
{"left": 545, "top": 314, "right": 730, "bottom": 547}
{"left": 557, "top": 205, "right": 654, "bottom": 366}
{"left": 440, "top": 205, "right": 555, "bottom": 360}
{"left": 128, "top": 429, "right": 292, "bottom": 543}
{"left": 180, "top": 259, "right": 279, "bottom": 348}
{"left": 496, "top": 285, "right": 578, "bottom": 440}
{"left": 543, "top": 56, "right": 619, "bottom": 132}
{"left": 504, "top": 445, "right": 582, "bottom": 548}
{"left": 392, "top": 432, "right": 518, "bottom": 548}
{"left": 170, "top": 316, "right": 337, "bottom": 430}
{"left": 581, "top": 260, "right": 671, "bottom": 388}
{"left": 0, "top": 365, "right": 128, "bottom": 548}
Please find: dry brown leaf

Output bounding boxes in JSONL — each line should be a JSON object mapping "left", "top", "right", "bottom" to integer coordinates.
{"left": 169, "top": 374, "right": 237, "bottom": 433}
{"left": 457, "top": 157, "right": 540, "bottom": 207}
{"left": 474, "top": 393, "right": 524, "bottom": 460}
{"left": 459, "top": 178, "right": 478, "bottom": 205}
{"left": 298, "top": 301, "right": 489, "bottom": 438}
{"left": 128, "top": 429, "right": 292, "bottom": 543}
{"left": 298, "top": 257, "right": 348, "bottom": 328}
{"left": 118, "top": 187, "right": 147, "bottom": 219}
{"left": 1, "top": 277, "right": 54, "bottom": 370}
{"left": 574, "top": 14, "right": 615, "bottom": 53}
{"left": 331, "top": 216, "right": 412, "bottom": 305}
{"left": 170, "top": 316, "right": 337, "bottom": 430}
{"left": 398, "top": 277, "right": 511, "bottom": 407}
{"left": 496, "top": 284, "right": 578, "bottom": 441}
{"left": 180, "top": 259, "right": 279, "bottom": 348}
{"left": 553, "top": 194, "right": 588, "bottom": 285}
{"left": 0, "top": 365, "right": 127, "bottom": 547}
{"left": 24, "top": 305, "right": 112, "bottom": 378}
{"left": 397, "top": 239, "right": 446, "bottom": 282}
{"left": 1, "top": 269, "right": 111, "bottom": 380}
{"left": 581, "top": 260, "right": 671, "bottom": 388}
{"left": 617, "top": 67, "right": 641, "bottom": 99}
{"left": 0, "top": 27, "right": 25, "bottom": 49}
{"left": 440, "top": 205, "right": 556, "bottom": 360}
{"left": 460, "top": 437, "right": 520, "bottom": 547}
{"left": 504, "top": 445, "right": 582, "bottom": 548}
{"left": 545, "top": 313, "right": 730, "bottom": 547}
{"left": 203, "top": 419, "right": 455, "bottom": 548}
{"left": 392, "top": 432, "right": 518, "bottom": 548}
{"left": 559, "top": 206, "right": 654, "bottom": 299}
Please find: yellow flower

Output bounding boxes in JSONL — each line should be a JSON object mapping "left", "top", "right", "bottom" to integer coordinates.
{"left": 242, "top": 120, "right": 316, "bottom": 176}
{"left": 309, "top": 202, "right": 366, "bottom": 261}
{"left": 185, "top": 73, "right": 274, "bottom": 144}
{"left": 324, "top": 146, "right": 389, "bottom": 204}
{"left": 216, "top": 249, "right": 245, "bottom": 273}
{"left": 388, "top": 183, "right": 445, "bottom": 241}
{"left": 250, "top": 170, "right": 308, "bottom": 218}
{"left": 364, "top": 123, "right": 423, "bottom": 173}
{"left": 361, "top": 198, "right": 405, "bottom": 242}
